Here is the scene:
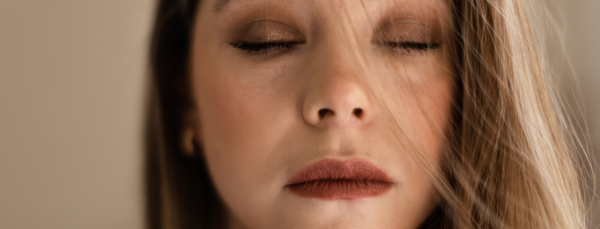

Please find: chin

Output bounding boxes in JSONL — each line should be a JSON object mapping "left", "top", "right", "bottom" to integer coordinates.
{"left": 247, "top": 190, "right": 430, "bottom": 229}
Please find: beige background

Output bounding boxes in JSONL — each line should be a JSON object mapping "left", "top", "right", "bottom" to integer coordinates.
{"left": 0, "top": 0, "right": 152, "bottom": 228}
{"left": 0, "top": 0, "right": 598, "bottom": 228}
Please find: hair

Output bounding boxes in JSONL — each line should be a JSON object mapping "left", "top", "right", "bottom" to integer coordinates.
{"left": 145, "top": 0, "right": 588, "bottom": 228}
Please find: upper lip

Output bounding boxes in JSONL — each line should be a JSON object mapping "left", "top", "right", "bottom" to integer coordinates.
{"left": 285, "top": 158, "right": 394, "bottom": 185}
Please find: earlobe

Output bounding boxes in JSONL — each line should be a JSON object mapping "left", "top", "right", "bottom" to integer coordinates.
{"left": 181, "top": 126, "right": 197, "bottom": 157}
{"left": 181, "top": 110, "right": 202, "bottom": 157}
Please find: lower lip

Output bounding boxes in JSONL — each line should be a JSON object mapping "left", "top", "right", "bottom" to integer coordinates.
{"left": 286, "top": 179, "right": 393, "bottom": 200}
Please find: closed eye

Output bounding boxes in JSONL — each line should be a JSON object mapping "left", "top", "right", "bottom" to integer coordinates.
{"left": 229, "top": 41, "right": 440, "bottom": 56}
{"left": 229, "top": 42, "right": 301, "bottom": 55}
{"left": 376, "top": 42, "right": 441, "bottom": 55}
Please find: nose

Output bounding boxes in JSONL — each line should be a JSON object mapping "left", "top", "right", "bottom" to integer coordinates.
{"left": 302, "top": 57, "right": 374, "bottom": 128}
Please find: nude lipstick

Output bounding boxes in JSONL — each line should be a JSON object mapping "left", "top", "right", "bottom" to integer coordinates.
{"left": 285, "top": 158, "right": 393, "bottom": 200}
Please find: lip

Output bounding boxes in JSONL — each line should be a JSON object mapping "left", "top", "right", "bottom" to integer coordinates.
{"left": 285, "top": 158, "right": 394, "bottom": 200}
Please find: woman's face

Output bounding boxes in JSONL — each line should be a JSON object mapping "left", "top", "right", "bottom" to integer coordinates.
{"left": 190, "top": 0, "right": 455, "bottom": 228}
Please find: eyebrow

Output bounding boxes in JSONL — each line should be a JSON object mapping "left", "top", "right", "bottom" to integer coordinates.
{"left": 213, "top": 0, "right": 233, "bottom": 12}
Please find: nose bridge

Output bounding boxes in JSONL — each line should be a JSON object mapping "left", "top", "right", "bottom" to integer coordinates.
{"left": 302, "top": 39, "right": 374, "bottom": 128}
{"left": 311, "top": 31, "right": 364, "bottom": 91}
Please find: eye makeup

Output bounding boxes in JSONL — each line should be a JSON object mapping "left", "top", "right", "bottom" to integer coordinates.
{"left": 228, "top": 20, "right": 306, "bottom": 55}
{"left": 372, "top": 21, "right": 442, "bottom": 56}
{"left": 224, "top": 3, "right": 445, "bottom": 58}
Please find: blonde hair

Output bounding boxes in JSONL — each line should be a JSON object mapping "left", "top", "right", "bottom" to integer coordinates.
{"left": 146, "top": 0, "right": 589, "bottom": 228}
{"left": 431, "top": 0, "right": 588, "bottom": 228}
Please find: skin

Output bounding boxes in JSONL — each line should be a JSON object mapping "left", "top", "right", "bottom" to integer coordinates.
{"left": 189, "top": 0, "right": 456, "bottom": 228}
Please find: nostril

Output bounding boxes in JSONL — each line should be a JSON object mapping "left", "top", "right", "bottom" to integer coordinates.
{"left": 318, "top": 108, "right": 333, "bottom": 119}
{"left": 353, "top": 108, "right": 363, "bottom": 118}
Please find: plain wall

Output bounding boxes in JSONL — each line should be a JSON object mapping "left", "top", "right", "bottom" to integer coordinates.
{"left": 0, "top": 0, "right": 152, "bottom": 228}
{"left": 556, "top": 0, "right": 600, "bottom": 226}
{"left": 0, "top": 0, "right": 597, "bottom": 228}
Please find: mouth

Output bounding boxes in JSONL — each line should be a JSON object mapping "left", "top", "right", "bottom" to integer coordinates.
{"left": 285, "top": 158, "right": 394, "bottom": 200}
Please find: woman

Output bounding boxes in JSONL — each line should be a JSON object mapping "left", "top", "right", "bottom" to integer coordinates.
{"left": 145, "top": 0, "right": 587, "bottom": 228}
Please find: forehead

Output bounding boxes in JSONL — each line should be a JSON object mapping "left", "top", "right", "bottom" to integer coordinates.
{"left": 206, "top": 0, "right": 453, "bottom": 32}
{"left": 211, "top": 0, "right": 450, "bottom": 14}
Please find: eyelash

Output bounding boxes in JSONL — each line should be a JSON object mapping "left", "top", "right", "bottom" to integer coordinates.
{"left": 229, "top": 41, "right": 441, "bottom": 56}
{"left": 376, "top": 42, "right": 441, "bottom": 55}
{"left": 229, "top": 42, "right": 299, "bottom": 55}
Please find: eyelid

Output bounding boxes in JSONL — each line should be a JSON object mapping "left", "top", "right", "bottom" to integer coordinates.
{"left": 376, "top": 21, "right": 433, "bottom": 33}
{"left": 372, "top": 21, "right": 441, "bottom": 44}
{"left": 234, "top": 20, "right": 305, "bottom": 44}
{"left": 371, "top": 21, "right": 442, "bottom": 56}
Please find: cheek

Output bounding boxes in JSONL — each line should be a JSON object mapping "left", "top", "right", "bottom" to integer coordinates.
{"left": 378, "top": 57, "right": 455, "bottom": 199}
{"left": 192, "top": 59, "right": 299, "bottom": 158}
{"left": 415, "top": 78, "right": 454, "bottom": 158}
{"left": 381, "top": 61, "right": 455, "bottom": 158}
{"left": 191, "top": 35, "right": 277, "bottom": 158}
{"left": 197, "top": 78, "right": 263, "bottom": 150}
{"left": 191, "top": 52, "right": 297, "bottom": 199}
{"left": 192, "top": 65, "right": 269, "bottom": 207}
{"left": 193, "top": 71, "right": 280, "bottom": 173}
{"left": 400, "top": 70, "right": 455, "bottom": 201}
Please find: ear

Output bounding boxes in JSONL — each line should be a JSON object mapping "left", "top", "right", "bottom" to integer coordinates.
{"left": 181, "top": 108, "right": 202, "bottom": 157}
